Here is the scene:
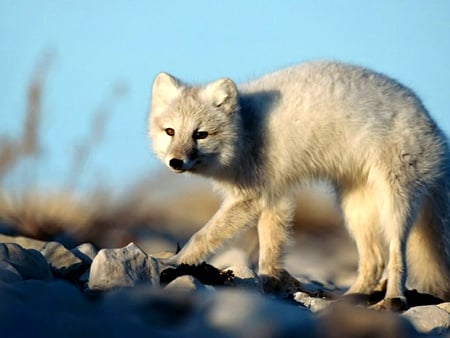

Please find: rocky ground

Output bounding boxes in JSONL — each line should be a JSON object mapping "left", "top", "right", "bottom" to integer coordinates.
{"left": 0, "top": 232, "right": 449, "bottom": 338}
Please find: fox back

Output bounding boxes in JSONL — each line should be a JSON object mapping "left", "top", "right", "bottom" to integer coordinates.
{"left": 150, "top": 62, "right": 447, "bottom": 195}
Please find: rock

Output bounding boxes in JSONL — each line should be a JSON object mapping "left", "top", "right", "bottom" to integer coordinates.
{"left": 88, "top": 242, "right": 159, "bottom": 291}
{"left": 1, "top": 233, "right": 446, "bottom": 337}
{"left": 295, "top": 275, "right": 341, "bottom": 295}
{"left": 71, "top": 243, "right": 98, "bottom": 285}
{"left": 71, "top": 243, "right": 98, "bottom": 264}
{"left": 0, "top": 261, "right": 22, "bottom": 283}
{"left": 165, "top": 275, "right": 207, "bottom": 292}
{"left": 402, "top": 304, "right": 450, "bottom": 334}
{"left": 0, "top": 280, "right": 109, "bottom": 338}
{"left": 0, "top": 243, "right": 52, "bottom": 281}
{"left": 320, "top": 302, "right": 419, "bottom": 338}
{"left": 0, "top": 279, "right": 89, "bottom": 311}
{"left": 226, "top": 265, "right": 256, "bottom": 280}
{"left": 40, "top": 241, "right": 84, "bottom": 277}
{"left": 226, "top": 265, "right": 263, "bottom": 292}
{"left": 100, "top": 285, "right": 198, "bottom": 329}
{"left": 294, "top": 291, "right": 331, "bottom": 312}
{"left": 0, "top": 234, "right": 84, "bottom": 278}
{"left": 0, "top": 234, "right": 46, "bottom": 250}
{"left": 206, "top": 288, "right": 316, "bottom": 338}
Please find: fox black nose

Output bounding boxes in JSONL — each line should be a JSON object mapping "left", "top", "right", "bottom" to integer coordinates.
{"left": 169, "top": 158, "right": 184, "bottom": 170}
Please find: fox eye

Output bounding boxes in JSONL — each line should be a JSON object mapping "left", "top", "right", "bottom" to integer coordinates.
{"left": 165, "top": 128, "right": 175, "bottom": 136}
{"left": 193, "top": 131, "right": 208, "bottom": 140}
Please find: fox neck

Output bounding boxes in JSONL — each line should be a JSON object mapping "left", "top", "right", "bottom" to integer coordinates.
{"left": 209, "top": 98, "right": 264, "bottom": 191}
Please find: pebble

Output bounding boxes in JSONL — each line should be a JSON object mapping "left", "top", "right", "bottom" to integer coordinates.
{"left": 206, "top": 288, "right": 317, "bottom": 338}
{"left": 165, "top": 275, "right": 207, "bottom": 292}
{"left": 402, "top": 304, "right": 450, "bottom": 334}
{"left": 0, "top": 261, "right": 22, "bottom": 283}
{"left": 88, "top": 242, "right": 159, "bottom": 290}
{"left": 40, "top": 241, "right": 84, "bottom": 277}
{"left": 225, "top": 265, "right": 263, "bottom": 292}
{"left": 0, "top": 243, "right": 52, "bottom": 281}
{"left": 0, "top": 234, "right": 86, "bottom": 278}
{"left": 0, "top": 234, "right": 448, "bottom": 337}
{"left": 294, "top": 291, "right": 331, "bottom": 312}
{"left": 71, "top": 243, "right": 98, "bottom": 264}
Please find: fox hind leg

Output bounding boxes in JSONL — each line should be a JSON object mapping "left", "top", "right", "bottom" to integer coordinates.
{"left": 341, "top": 183, "right": 386, "bottom": 296}
{"left": 342, "top": 176, "right": 421, "bottom": 310}
{"left": 407, "top": 193, "right": 450, "bottom": 300}
{"left": 371, "top": 199, "right": 417, "bottom": 311}
{"left": 369, "top": 178, "right": 420, "bottom": 310}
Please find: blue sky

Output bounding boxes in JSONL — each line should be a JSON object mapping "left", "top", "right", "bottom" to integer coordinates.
{"left": 1, "top": 1, "right": 450, "bottom": 192}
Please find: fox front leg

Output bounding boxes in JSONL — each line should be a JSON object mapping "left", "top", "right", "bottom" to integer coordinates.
{"left": 257, "top": 197, "right": 294, "bottom": 292}
{"left": 170, "top": 197, "right": 261, "bottom": 265}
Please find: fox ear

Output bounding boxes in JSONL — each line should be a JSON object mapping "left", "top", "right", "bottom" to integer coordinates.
{"left": 202, "top": 78, "right": 238, "bottom": 113}
{"left": 151, "top": 72, "right": 181, "bottom": 112}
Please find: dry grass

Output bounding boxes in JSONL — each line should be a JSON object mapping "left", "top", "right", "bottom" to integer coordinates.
{"left": 0, "top": 52, "right": 51, "bottom": 180}
{"left": 0, "top": 52, "right": 131, "bottom": 246}
{"left": 0, "top": 53, "right": 344, "bottom": 251}
{"left": 0, "top": 190, "right": 92, "bottom": 240}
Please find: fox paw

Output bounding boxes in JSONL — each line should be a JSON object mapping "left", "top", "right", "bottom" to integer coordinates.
{"left": 260, "top": 270, "right": 306, "bottom": 298}
{"left": 370, "top": 296, "right": 408, "bottom": 312}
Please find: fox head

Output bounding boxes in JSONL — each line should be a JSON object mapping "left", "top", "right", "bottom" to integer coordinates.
{"left": 148, "top": 73, "right": 241, "bottom": 176}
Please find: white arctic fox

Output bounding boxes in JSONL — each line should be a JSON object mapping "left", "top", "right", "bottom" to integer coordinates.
{"left": 148, "top": 61, "right": 450, "bottom": 309}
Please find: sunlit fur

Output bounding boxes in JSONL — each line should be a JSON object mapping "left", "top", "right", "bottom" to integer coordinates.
{"left": 148, "top": 61, "right": 450, "bottom": 305}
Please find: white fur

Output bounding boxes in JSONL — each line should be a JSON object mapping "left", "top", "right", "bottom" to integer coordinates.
{"left": 148, "top": 61, "right": 450, "bottom": 305}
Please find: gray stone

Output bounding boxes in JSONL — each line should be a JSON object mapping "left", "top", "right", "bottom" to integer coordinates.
{"left": 227, "top": 265, "right": 257, "bottom": 280}
{"left": 206, "top": 289, "right": 316, "bottom": 338}
{"left": 402, "top": 304, "right": 450, "bottom": 333}
{"left": 320, "top": 302, "right": 418, "bottom": 338}
{"left": 40, "top": 241, "right": 84, "bottom": 277}
{"left": 294, "top": 291, "right": 331, "bottom": 312}
{"left": 0, "top": 234, "right": 46, "bottom": 250}
{"left": 165, "top": 275, "right": 206, "bottom": 292}
{"left": 0, "top": 234, "right": 84, "bottom": 277}
{"left": 226, "top": 265, "right": 263, "bottom": 292}
{"left": 0, "top": 243, "right": 52, "bottom": 281}
{"left": 0, "top": 261, "right": 22, "bottom": 283}
{"left": 88, "top": 242, "right": 159, "bottom": 291}
{"left": 70, "top": 248, "right": 93, "bottom": 285}
{"left": 100, "top": 285, "right": 198, "bottom": 330}
{"left": 71, "top": 243, "right": 98, "bottom": 264}
{"left": 0, "top": 280, "right": 168, "bottom": 337}
{"left": 5, "top": 279, "right": 88, "bottom": 310}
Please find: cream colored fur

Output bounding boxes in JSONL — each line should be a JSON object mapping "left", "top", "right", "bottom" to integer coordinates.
{"left": 148, "top": 61, "right": 450, "bottom": 306}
